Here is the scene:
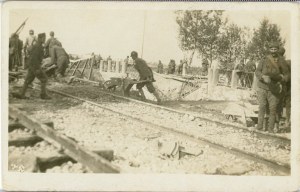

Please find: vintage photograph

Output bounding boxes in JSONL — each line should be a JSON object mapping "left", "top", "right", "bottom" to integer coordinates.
{"left": 2, "top": 1, "right": 300, "bottom": 191}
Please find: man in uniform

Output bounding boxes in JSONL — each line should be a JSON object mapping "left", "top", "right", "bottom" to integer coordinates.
{"left": 255, "top": 42, "right": 288, "bottom": 133}
{"left": 201, "top": 58, "right": 209, "bottom": 76}
{"left": 177, "top": 60, "right": 183, "bottom": 75}
{"left": 45, "top": 31, "right": 61, "bottom": 57}
{"left": 244, "top": 57, "right": 256, "bottom": 88}
{"left": 9, "top": 33, "right": 21, "bottom": 71}
{"left": 17, "top": 33, "right": 51, "bottom": 100}
{"left": 277, "top": 47, "right": 291, "bottom": 131}
{"left": 157, "top": 60, "right": 164, "bottom": 74}
{"left": 130, "top": 51, "right": 161, "bottom": 104}
{"left": 167, "top": 59, "right": 176, "bottom": 74}
{"left": 234, "top": 60, "right": 246, "bottom": 87}
{"left": 24, "top": 29, "right": 37, "bottom": 69}
{"left": 49, "top": 43, "right": 70, "bottom": 79}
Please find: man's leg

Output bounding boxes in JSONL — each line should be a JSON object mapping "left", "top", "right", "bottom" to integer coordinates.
{"left": 285, "top": 93, "right": 291, "bottom": 129}
{"left": 267, "top": 91, "right": 279, "bottom": 133}
{"left": 19, "top": 70, "right": 35, "bottom": 98}
{"left": 146, "top": 82, "right": 161, "bottom": 104}
{"left": 36, "top": 69, "right": 51, "bottom": 99}
{"left": 257, "top": 88, "right": 267, "bottom": 130}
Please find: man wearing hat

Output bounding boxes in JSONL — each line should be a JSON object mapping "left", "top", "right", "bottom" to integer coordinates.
{"left": 45, "top": 31, "right": 61, "bottom": 57}
{"left": 17, "top": 33, "right": 51, "bottom": 99}
{"left": 277, "top": 47, "right": 291, "bottom": 131}
{"left": 130, "top": 51, "right": 161, "bottom": 104}
{"left": 24, "top": 29, "right": 37, "bottom": 69}
{"left": 255, "top": 42, "right": 288, "bottom": 133}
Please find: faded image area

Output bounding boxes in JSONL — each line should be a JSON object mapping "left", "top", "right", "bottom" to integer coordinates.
{"left": 8, "top": 8, "right": 291, "bottom": 176}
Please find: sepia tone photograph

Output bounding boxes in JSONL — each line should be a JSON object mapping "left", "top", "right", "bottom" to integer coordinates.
{"left": 2, "top": 1, "right": 300, "bottom": 191}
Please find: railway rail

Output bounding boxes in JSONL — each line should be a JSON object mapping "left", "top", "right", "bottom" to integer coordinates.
{"left": 43, "top": 81, "right": 290, "bottom": 175}
{"left": 8, "top": 106, "right": 120, "bottom": 173}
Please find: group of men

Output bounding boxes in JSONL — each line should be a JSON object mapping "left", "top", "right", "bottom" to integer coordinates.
{"left": 255, "top": 42, "right": 291, "bottom": 133}
{"left": 157, "top": 59, "right": 186, "bottom": 75}
{"left": 234, "top": 58, "right": 257, "bottom": 88}
{"left": 13, "top": 30, "right": 70, "bottom": 100}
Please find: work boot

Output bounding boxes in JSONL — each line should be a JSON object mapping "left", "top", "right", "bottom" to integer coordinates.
{"left": 18, "top": 83, "right": 29, "bottom": 99}
{"left": 40, "top": 83, "right": 51, "bottom": 100}
{"left": 138, "top": 89, "right": 146, "bottom": 101}
{"left": 40, "top": 94, "right": 51, "bottom": 100}
{"left": 153, "top": 90, "right": 162, "bottom": 105}
{"left": 12, "top": 92, "right": 29, "bottom": 99}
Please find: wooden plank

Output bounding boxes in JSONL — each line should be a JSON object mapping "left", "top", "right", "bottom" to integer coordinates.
{"left": 71, "top": 60, "right": 81, "bottom": 76}
{"left": 9, "top": 135, "right": 43, "bottom": 147}
{"left": 66, "top": 61, "right": 77, "bottom": 73}
{"left": 9, "top": 106, "right": 120, "bottom": 173}
{"left": 9, "top": 121, "right": 54, "bottom": 132}
{"left": 80, "top": 59, "right": 89, "bottom": 77}
{"left": 88, "top": 58, "right": 94, "bottom": 80}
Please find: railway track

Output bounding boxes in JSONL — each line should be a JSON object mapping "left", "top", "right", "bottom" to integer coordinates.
{"left": 43, "top": 81, "right": 290, "bottom": 175}
{"left": 8, "top": 106, "right": 120, "bottom": 173}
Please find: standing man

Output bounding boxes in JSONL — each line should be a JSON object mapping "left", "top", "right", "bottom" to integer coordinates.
{"left": 201, "top": 58, "right": 209, "bottom": 76}
{"left": 9, "top": 34, "right": 23, "bottom": 71}
{"left": 49, "top": 43, "right": 70, "bottom": 79}
{"left": 244, "top": 57, "right": 256, "bottom": 88}
{"left": 17, "top": 33, "right": 51, "bottom": 100}
{"left": 130, "top": 51, "right": 161, "bottom": 104}
{"left": 177, "top": 60, "right": 183, "bottom": 75}
{"left": 255, "top": 42, "right": 288, "bottom": 133}
{"left": 157, "top": 60, "right": 164, "bottom": 74}
{"left": 235, "top": 60, "right": 246, "bottom": 87}
{"left": 277, "top": 47, "right": 291, "bottom": 131}
{"left": 24, "top": 29, "right": 37, "bottom": 69}
{"left": 45, "top": 31, "right": 60, "bottom": 57}
{"left": 167, "top": 59, "right": 176, "bottom": 74}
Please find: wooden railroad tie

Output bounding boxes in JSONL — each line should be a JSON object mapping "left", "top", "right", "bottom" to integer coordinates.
{"left": 9, "top": 106, "right": 120, "bottom": 173}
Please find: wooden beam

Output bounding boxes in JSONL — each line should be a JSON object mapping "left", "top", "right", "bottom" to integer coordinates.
{"left": 9, "top": 106, "right": 120, "bottom": 173}
{"left": 9, "top": 135, "right": 43, "bottom": 147}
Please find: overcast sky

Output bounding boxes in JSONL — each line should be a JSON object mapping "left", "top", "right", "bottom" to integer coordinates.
{"left": 9, "top": 9, "right": 290, "bottom": 65}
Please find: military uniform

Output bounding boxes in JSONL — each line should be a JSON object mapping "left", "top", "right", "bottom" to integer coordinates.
{"left": 9, "top": 35, "right": 21, "bottom": 71}
{"left": 134, "top": 58, "right": 155, "bottom": 93}
{"left": 177, "top": 61, "right": 183, "bottom": 75}
{"left": 45, "top": 37, "right": 61, "bottom": 57}
{"left": 167, "top": 60, "right": 176, "bottom": 74}
{"left": 49, "top": 45, "right": 70, "bottom": 76}
{"left": 244, "top": 60, "right": 256, "bottom": 88}
{"left": 255, "top": 54, "right": 287, "bottom": 132}
{"left": 19, "top": 34, "right": 50, "bottom": 99}
{"left": 157, "top": 62, "right": 164, "bottom": 74}
{"left": 24, "top": 34, "right": 37, "bottom": 69}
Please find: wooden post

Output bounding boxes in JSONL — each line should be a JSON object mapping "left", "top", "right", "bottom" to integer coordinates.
{"left": 212, "top": 68, "right": 219, "bottom": 87}
{"left": 207, "top": 68, "right": 213, "bottom": 94}
{"left": 231, "top": 70, "right": 239, "bottom": 89}
{"left": 108, "top": 60, "right": 112, "bottom": 72}
{"left": 252, "top": 73, "right": 258, "bottom": 91}
{"left": 182, "top": 63, "right": 187, "bottom": 76}
{"left": 121, "top": 61, "right": 127, "bottom": 74}
{"left": 99, "top": 60, "right": 104, "bottom": 72}
{"left": 116, "top": 60, "right": 120, "bottom": 73}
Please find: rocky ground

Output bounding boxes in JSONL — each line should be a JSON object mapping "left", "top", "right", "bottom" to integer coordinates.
{"left": 47, "top": 83, "right": 290, "bottom": 166}
{"left": 7, "top": 80, "right": 287, "bottom": 175}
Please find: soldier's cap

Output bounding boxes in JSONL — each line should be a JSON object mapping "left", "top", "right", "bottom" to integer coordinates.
{"left": 278, "top": 47, "right": 286, "bottom": 56}
{"left": 131, "top": 51, "right": 138, "bottom": 57}
{"left": 38, "top": 33, "right": 46, "bottom": 39}
{"left": 269, "top": 42, "right": 279, "bottom": 49}
{"left": 29, "top": 29, "right": 34, "bottom": 33}
{"left": 50, "top": 31, "right": 55, "bottom": 36}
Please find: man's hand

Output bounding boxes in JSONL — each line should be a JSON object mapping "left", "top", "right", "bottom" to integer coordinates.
{"left": 262, "top": 75, "right": 271, "bottom": 83}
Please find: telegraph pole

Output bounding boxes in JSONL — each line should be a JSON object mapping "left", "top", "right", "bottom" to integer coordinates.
{"left": 141, "top": 11, "right": 147, "bottom": 59}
